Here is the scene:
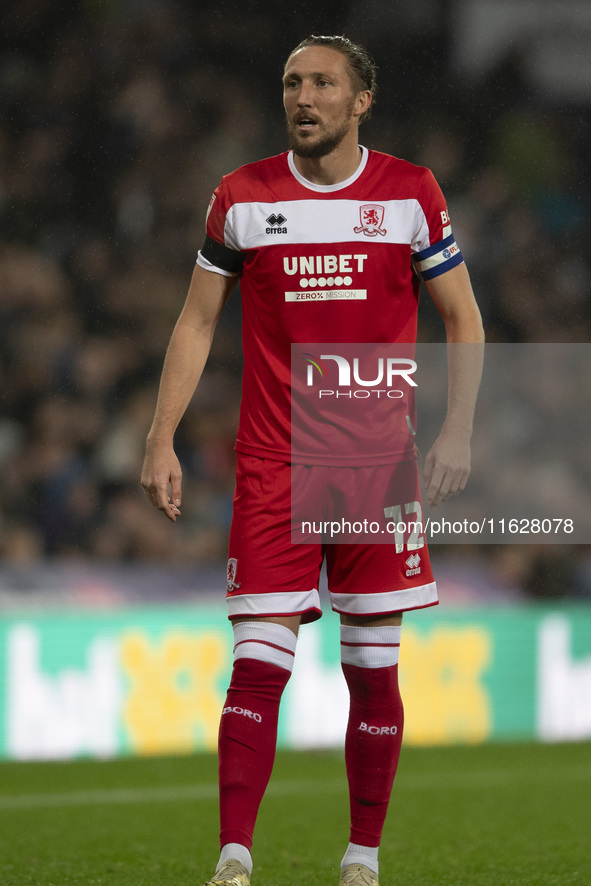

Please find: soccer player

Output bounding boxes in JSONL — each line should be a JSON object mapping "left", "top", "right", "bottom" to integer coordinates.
{"left": 141, "top": 35, "right": 484, "bottom": 886}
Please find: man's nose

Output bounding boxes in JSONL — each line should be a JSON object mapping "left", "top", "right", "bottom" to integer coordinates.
{"left": 297, "top": 82, "right": 314, "bottom": 106}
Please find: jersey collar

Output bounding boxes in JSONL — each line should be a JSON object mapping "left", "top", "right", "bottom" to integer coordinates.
{"left": 287, "top": 146, "right": 368, "bottom": 192}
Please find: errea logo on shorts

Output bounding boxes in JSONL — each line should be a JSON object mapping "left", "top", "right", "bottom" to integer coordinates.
{"left": 405, "top": 552, "right": 421, "bottom": 577}
{"left": 284, "top": 253, "right": 368, "bottom": 302}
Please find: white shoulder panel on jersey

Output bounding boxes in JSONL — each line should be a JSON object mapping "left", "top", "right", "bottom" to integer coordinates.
{"left": 223, "top": 199, "right": 430, "bottom": 252}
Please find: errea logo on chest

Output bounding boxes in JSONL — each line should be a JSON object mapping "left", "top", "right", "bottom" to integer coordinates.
{"left": 266, "top": 213, "right": 287, "bottom": 234}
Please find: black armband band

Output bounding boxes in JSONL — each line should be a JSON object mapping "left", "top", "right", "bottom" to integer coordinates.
{"left": 200, "top": 235, "right": 244, "bottom": 275}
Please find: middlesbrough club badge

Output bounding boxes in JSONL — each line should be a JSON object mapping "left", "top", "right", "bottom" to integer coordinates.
{"left": 354, "top": 204, "right": 387, "bottom": 237}
{"left": 226, "top": 557, "right": 241, "bottom": 592}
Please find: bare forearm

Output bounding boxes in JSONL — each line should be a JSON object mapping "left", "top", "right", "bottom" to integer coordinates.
{"left": 141, "top": 264, "right": 235, "bottom": 520}
{"left": 147, "top": 321, "right": 213, "bottom": 445}
{"left": 444, "top": 340, "right": 484, "bottom": 436}
{"left": 423, "top": 262, "right": 484, "bottom": 505}
{"left": 427, "top": 263, "right": 485, "bottom": 436}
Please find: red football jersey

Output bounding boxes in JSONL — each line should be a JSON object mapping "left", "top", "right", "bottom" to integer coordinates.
{"left": 197, "top": 147, "right": 463, "bottom": 464}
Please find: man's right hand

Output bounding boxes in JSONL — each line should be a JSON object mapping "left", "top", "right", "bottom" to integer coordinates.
{"left": 141, "top": 440, "right": 183, "bottom": 522}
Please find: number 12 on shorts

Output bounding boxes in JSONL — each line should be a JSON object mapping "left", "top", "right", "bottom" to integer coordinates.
{"left": 383, "top": 501, "right": 425, "bottom": 553}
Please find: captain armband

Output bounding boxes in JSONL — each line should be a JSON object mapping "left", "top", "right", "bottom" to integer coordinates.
{"left": 412, "top": 233, "right": 464, "bottom": 282}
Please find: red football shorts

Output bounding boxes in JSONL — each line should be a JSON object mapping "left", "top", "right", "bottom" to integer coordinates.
{"left": 226, "top": 453, "right": 438, "bottom": 623}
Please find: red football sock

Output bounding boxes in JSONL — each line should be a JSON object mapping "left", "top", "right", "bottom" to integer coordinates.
{"left": 341, "top": 626, "right": 404, "bottom": 848}
{"left": 218, "top": 623, "right": 295, "bottom": 850}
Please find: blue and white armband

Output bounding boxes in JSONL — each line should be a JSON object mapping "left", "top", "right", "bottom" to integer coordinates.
{"left": 412, "top": 233, "right": 464, "bottom": 281}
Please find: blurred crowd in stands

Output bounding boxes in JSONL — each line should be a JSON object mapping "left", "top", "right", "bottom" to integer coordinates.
{"left": 0, "top": 0, "right": 589, "bottom": 598}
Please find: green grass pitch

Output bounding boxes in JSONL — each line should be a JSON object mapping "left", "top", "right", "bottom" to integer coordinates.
{"left": 0, "top": 742, "right": 589, "bottom": 885}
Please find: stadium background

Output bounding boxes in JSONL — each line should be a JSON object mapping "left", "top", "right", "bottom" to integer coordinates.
{"left": 0, "top": 0, "right": 590, "bottom": 759}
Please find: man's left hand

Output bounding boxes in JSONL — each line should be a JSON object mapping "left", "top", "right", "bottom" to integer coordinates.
{"left": 423, "top": 426, "right": 471, "bottom": 508}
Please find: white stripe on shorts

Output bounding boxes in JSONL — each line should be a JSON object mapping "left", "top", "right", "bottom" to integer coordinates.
{"left": 330, "top": 581, "right": 437, "bottom": 617}
{"left": 226, "top": 588, "right": 321, "bottom": 621}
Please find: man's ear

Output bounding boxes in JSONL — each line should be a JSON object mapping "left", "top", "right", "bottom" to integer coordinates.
{"left": 354, "top": 90, "right": 372, "bottom": 120}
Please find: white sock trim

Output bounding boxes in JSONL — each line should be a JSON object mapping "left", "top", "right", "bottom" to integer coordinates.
{"left": 340, "top": 624, "right": 401, "bottom": 669}
{"left": 341, "top": 842, "right": 379, "bottom": 874}
{"left": 218, "top": 843, "right": 253, "bottom": 875}
{"left": 233, "top": 621, "right": 297, "bottom": 672}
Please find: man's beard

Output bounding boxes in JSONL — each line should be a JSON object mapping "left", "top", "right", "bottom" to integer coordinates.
{"left": 286, "top": 109, "right": 353, "bottom": 159}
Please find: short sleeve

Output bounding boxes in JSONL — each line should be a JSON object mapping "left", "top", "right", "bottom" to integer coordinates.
{"left": 411, "top": 169, "right": 464, "bottom": 281}
{"left": 196, "top": 179, "right": 245, "bottom": 277}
